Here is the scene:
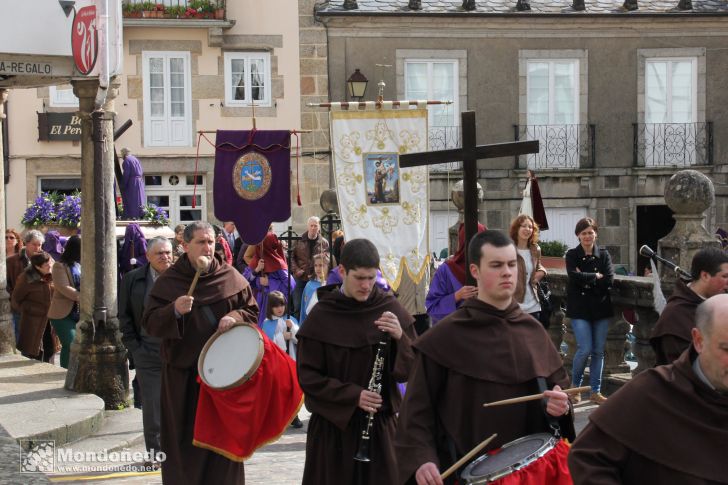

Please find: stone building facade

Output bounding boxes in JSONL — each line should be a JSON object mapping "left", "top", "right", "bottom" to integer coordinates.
{"left": 4, "top": 0, "right": 331, "bottom": 235}
{"left": 314, "top": 0, "right": 728, "bottom": 274}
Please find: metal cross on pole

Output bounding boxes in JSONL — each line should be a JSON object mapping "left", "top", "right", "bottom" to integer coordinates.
{"left": 399, "top": 111, "right": 539, "bottom": 285}
{"left": 319, "top": 212, "right": 342, "bottom": 267}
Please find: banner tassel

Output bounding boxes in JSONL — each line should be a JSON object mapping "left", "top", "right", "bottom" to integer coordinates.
{"left": 292, "top": 130, "right": 302, "bottom": 206}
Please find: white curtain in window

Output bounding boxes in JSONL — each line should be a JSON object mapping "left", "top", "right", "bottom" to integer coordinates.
{"left": 646, "top": 59, "right": 694, "bottom": 124}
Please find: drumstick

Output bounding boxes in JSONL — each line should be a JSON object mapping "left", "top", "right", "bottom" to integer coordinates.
{"left": 482, "top": 386, "right": 591, "bottom": 408}
{"left": 440, "top": 433, "right": 497, "bottom": 480}
{"left": 187, "top": 256, "right": 211, "bottom": 297}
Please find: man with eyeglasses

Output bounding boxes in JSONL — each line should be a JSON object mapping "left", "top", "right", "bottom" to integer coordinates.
{"left": 118, "top": 236, "right": 173, "bottom": 463}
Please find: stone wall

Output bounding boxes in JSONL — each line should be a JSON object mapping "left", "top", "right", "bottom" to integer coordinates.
{"left": 297, "top": 0, "right": 331, "bottom": 230}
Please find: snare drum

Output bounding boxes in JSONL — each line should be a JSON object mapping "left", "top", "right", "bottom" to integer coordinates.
{"left": 197, "top": 323, "right": 264, "bottom": 390}
{"left": 460, "top": 433, "right": 568, "bottom": 484}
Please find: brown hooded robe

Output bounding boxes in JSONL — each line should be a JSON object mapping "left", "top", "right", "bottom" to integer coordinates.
{"left": 296, "top": 286, "right": 416, "bottom": 485}
{"left": 141, "top": 254, "right": 258, "bottom": 485}
{"left": 650, "top": 279, "right": 703, "bottom": 366}
{"left": 569, "top": 347, "right": 728, "bottom": 484}
{"left": 395, "top": 298, "right": 574, "bottom": 484}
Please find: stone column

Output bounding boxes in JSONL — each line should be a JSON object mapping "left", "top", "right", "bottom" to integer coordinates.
{"left": 0, "top": 89, "right": 14, "bottom": 355}
{"left": 658, "top": 170, "right": 719, "bottom": 285}
{"left": 65, "top": 77, "right": 129, "bottom": 409}
{"left": 448, "top": 179, "right": 483, "bottom": 255}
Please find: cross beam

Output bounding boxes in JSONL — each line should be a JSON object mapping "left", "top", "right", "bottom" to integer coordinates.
{"left": 400, "top": 111, "right": 539, "bottom": 285}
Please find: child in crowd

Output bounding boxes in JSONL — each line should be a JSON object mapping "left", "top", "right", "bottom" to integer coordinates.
{"left": 299, "top": 253, "right": 329, "bottom": 325}
{"left": 261, "top": 291, "right": 303, "bottom": 428}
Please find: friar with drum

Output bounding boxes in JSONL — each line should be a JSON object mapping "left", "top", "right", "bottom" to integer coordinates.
{"left": 395, "top": 230, "right": 575, "bottom": 485}
{"left": 141, "top": 221, "right": 259, "bottom": 485}
{"left": 569, "top": 294, "right": 728, "bottom": 485}
{"left": 296, "top": 238, "right": 417, "bottom": 485}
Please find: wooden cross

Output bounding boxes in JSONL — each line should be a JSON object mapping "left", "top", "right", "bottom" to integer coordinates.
{"left": 400, "top": 111, "right": 539, "bottom": 285}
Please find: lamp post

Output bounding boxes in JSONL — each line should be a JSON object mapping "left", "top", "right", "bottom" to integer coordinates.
{"left": 347, "top": 69, "right": 368, "bottom": 101}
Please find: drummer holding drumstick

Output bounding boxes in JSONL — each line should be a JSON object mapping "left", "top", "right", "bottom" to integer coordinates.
{"left": 395, "top": 230, "right": 575, "bottom": 485}
{"left": 142, "top": 221, "right": 259, "bottom": 485}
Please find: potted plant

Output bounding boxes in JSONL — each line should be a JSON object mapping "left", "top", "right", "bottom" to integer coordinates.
{"left": 122, "top": 2, "right": 143, "bottom": 18}
{"left": 214, "top": 0, "right": 225, "bottom": 19}
{"left": 140, "top": 1, "right": 156, "bottom": 18}
{"left": 188, "top": 0, "right": 214, "bottom": 18}
{"left": 165, "top": 5, "right": 185, "bottom": 18}
{"left": 55, "top": 192, "right": 82, "bottom": 236}
{"left": 153, "top": 3, "right": 165, "bottom": 18}
{"left": 21, "top": 192, "right": 57, "bottom": 231}
{"left": 539, "top": 240, "right": 569, "bottom": 269}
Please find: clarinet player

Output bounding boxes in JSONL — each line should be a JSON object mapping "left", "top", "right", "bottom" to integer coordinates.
{"left": 296, "top": 238, "right": 417, "bottom": 485}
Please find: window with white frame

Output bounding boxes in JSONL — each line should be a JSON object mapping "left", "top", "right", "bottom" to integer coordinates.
{"left": 224, "top": 52, "right": 271, "bottom": 107}
{"left": 49, "top": 86, "right": 79, "bottom": 107}
{"left": 142, "top": 51, "right": 192, "bottom": 147}
{"left": 144, "top": 174, "right": 205, "bottom": 227}
{"left": 525, "top": 59, "right": 580, "bottom": 169}
{"left": 645, "top": 58, "right": 696, "bottom": 124}
{"left": 527, "top": 60, "right": 579, "bottom": 126}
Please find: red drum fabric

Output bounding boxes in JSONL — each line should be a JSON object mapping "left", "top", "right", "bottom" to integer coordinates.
{"left": 193, "top": 328, "right": 304, "bottom": 461}
{"left": 491, "top": 440, "right": 572, "bottom": 485}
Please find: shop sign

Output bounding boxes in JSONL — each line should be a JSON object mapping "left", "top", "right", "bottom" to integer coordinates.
{"left": 37, "top": 112, "right": 82, "bottom": 141}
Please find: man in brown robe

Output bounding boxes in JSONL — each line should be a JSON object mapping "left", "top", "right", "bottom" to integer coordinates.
{"left": 296, "top": 238, "right": 416, "bottom": 485}
{"left": 569, "top": 294, "right": 728, "bottom": 484}
{"left": 141, "top": 221, "right": 258, "bottom": 485}
{"left": 395, "top": 230, "right": 574, "bottom": 485}
{"left": 650, "top": 247, "right": 728, "bottom": 365}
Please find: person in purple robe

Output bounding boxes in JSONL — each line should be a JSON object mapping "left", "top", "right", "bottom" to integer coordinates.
{"left": 120, "top": 148, "right": 146, "bottom": 220}
{"left": 119, "top": 223, "right": 148, "bottom": 275}
{"left": 244, "top": 232, "right": 296, "bottom": 325}
{"left": 426, "top": 222, "right": 485, "bottom": 324}
{"left": 42, "top": 231, "right": 67, "bottom": 262}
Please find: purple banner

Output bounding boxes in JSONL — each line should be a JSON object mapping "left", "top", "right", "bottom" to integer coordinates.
{"left": 214, "top": 130, "right": 291, "bottom": 245}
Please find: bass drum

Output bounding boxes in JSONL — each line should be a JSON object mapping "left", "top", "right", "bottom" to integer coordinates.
{"left": 197, "top": 323, "right": 264, "bottom": 390}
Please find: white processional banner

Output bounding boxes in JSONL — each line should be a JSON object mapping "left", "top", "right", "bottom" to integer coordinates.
{"left": 330, "top": 108, "right": 430, "bottom": 291}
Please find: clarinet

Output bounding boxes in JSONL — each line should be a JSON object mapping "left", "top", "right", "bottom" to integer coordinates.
{"left": 354, "top": 332, "right": 391, "bottom": 463}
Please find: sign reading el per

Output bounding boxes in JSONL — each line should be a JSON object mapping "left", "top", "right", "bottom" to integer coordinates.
{"left": 37, "top": 113, "right": 82, "bottom": 141}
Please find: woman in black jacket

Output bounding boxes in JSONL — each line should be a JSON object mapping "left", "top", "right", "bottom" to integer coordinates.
{"left": 565, "top": 217, "right": 614, "bottom": 405}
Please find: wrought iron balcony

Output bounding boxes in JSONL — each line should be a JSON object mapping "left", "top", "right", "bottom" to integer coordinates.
{"left": 427, "top": 125, "right": 461, "bottom": 172}
{"left": 513, "top": 124, "right": 595, "bottom": 170}
{"left": 632, "top": 122, "right": 713, "bottom": 167}
{"left": 122, "top": 0, "right": 226, "bottom": 20}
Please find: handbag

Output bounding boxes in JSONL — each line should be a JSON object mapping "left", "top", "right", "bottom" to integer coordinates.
{"left": 536, "top": 280, "right": 553, "bottom": 328}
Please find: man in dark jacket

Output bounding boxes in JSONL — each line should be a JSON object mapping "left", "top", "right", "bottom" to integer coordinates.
{"left": 650, "top": 247, "right": 728, "bottom": 366}
{"left": 119, "top": 236, "right": 173, "bottom": 457}
{"left": 290, "top": 216, "right": 329, "bottom": 317}
{"left": 569, "top": 294, "right": 728, "bottom": 484}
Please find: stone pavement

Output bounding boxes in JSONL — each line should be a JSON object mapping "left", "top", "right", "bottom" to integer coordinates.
{"left": 0, "top": 354, "right": 599, "bottom": 485}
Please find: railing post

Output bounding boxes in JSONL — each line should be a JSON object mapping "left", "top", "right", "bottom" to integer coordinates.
{"left": 707, "top": 121, "right": 714, "bottom": 165}
{"left": 632, "top": 123, "right": 638, "bottom": 166}
{"left": 513, "top": 124, "right": 520, "bottom": 169}
{"left": 589, "top": 124, "right": 596, "bottom": 168}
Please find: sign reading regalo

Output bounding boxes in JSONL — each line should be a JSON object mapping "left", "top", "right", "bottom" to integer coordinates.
{"left": 38, "top": 113, "right": 82, "bottom": 141}
{"left": 0, "top": 60, "right": 53, "bottom": 76}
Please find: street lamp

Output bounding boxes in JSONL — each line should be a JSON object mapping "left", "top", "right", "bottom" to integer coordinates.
{"left": 347, "top": 69, "right": 368, "bottom": 101}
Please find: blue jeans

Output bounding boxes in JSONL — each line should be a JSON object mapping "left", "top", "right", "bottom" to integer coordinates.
{"left": 571, "top": 318, "right": 610, "bottom": 393}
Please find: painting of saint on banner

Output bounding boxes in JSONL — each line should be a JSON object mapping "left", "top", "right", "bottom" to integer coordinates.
{"left": 364, "top": 153, "right": 400, "bottom": 205}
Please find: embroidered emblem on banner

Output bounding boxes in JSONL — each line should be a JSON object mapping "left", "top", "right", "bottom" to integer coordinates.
{"left": 233, "top": 152, "right": 272, "bottom": 200}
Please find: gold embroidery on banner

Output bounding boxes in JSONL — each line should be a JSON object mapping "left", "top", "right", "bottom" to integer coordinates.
{"left": 401, "top": 201, "right": 421, "bottom": 225}
{"left": 337, "top": 171, "right": 363, "bottom": 196}
{"left": 372, "top": 207, "right": 398, "bottom": 234}
{"left": 366, "top": 121, "right": 394, "bottom": 150}
{"left": 337, "top": 132, "right": 362, "bottom": 160}
{"left": 345, "top": 202, "right": 369, "bottom": 228}
{"left": 398, "top": 130, "right": 423, "bottom": 154}
{"left": 401, "top": 169, "right": 427, "bottom": 194}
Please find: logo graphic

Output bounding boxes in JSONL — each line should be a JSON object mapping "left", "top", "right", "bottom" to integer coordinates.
{"left": 71, "top": 6, "right": 98, "bottom": 75}
{"left": 233, "top": 152, "right": 272, "bottom": 200}
{"left": 20, "top": 440, "right": 55, "bottom": 473}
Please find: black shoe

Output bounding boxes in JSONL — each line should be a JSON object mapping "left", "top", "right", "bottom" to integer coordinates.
{"left": 290, "top": 417, "right": 303, "bottom": 429}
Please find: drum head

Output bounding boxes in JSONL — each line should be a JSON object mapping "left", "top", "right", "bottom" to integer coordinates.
{"left": 198, "top": 324, "right": 264, "bottom": 390}
{"left": 461, "top": 433, "right": 556, "bottom": 483}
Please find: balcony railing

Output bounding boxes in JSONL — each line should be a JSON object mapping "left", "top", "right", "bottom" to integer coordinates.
{"left": 122, "top": 0, "right": 226, "bottom": 20}
{"left": 513, "top": 124, "right": 595, "bottom": 170}
{"left": 427, "top": 125, "right": 461, "bottom": 172}
{"left": 632, "top": 122, "right": 713, "bottom": 167}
